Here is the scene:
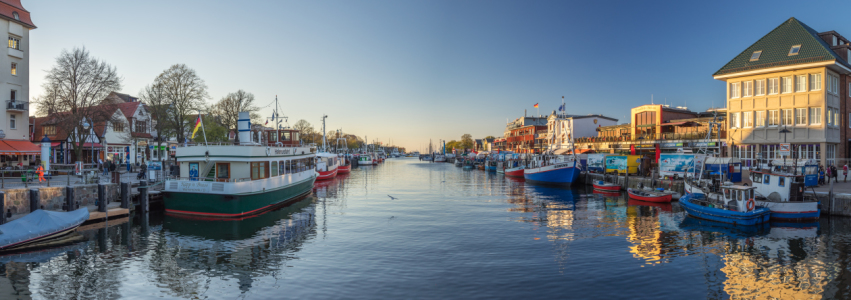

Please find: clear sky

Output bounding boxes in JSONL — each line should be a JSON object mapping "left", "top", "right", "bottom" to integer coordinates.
{"left": 23, "top": 0, "right": 851, "bottom": 152}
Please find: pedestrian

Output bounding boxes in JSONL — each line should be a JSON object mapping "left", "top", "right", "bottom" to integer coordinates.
{"left": 833, "top": 165, "right": 839, "bottom": 182}
{"left": 844, "top": 164, "right": 848, "bottom": 182}
{"left": 819, "top": 166, "right": 825, "bottom": 185}
{"left": 109, "top": 159, "right": 116, "bottom": 173}
{"left": 126, "top": 158, "right": 131, "bottom": 173}
{"left": 827, "top": 165, "right": 832, "bottom": 184}
{"left": 102, "top": 159, "right": 109, "bottom": 176}
{"left": 98, "top": 157, "right": 103, "bottom": 174}
{"left": 35, "top": 164, "right": 44, "bottom": 182}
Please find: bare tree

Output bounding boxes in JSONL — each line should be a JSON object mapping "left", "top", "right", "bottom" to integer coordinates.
{"left": 139, "top": 82, "right": 173, "bottom": 153}
{"left": 35, "top": 47, "right": 122, "bottom": 161}
{"left": 210, "top": 90, "right": 259, "bottom": 144}
{"left": 152, "top": 64, "right": 208, "bottom": 143}
{"left": 293, "top": 119, "right": 313, "bottom": 143}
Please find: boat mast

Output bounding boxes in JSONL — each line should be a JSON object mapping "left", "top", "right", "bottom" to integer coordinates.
{"left": 321, "top": 114, "right": 328, "bottom": 152}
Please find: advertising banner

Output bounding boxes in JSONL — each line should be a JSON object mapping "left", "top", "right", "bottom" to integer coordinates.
{"left": 587, "top": 154, "right": 607, "bottom": 172}
{"left": 606, "top": 155, "right": 627, "bottom": 171}
{"left": 659, "top": 154, "right": 695, "bottom": 177}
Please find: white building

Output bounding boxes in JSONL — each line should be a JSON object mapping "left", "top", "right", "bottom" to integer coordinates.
{"left": 546, "top": 110, "right": 618, "bottom": 153}
{"left": 0, "top": 0, "right": 37, "bottom": 165}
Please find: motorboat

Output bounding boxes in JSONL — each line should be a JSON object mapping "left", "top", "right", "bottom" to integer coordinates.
{"left": 315, "top": 152, "right": 340, "bottom": 181}
{"left": 748, "top": 159, "right": 820, "bottom": 221}
{"left": 627, "top": 188, "right": 672, "bottom": 203}
{"left": 681, "top": 180, "right": 771, "bottom": 225}
{"left": 524, "top": 154, "right": 580, "bottom": 186}
{"left": 592, "top": 180, "right": 621, "bottom": 192}
{"left": 434, "top": 154, "right": 446, "bottom": 162}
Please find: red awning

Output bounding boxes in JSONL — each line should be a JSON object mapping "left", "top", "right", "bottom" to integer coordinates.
{"left": 0, "top": 140, "right": 41, "bottom": 155}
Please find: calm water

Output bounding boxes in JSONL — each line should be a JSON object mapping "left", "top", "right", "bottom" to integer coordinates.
{"left": 3, "top": 158, "right": 851, "bottom": 299}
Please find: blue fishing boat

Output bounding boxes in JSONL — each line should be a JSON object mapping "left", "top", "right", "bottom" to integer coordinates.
{"left": 524, "top": 155, "right": 580, "bottom": 186}
{"left": 679, "top": 185, "right": 771, "bottom": 226}
{"left": 748, "top": 159, "right": 820, "bottom": 222}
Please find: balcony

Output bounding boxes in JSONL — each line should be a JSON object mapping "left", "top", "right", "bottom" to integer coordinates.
{"left": 574, "top": 131, "right": 727, "bottom": 144}
{"left": 6, "top": 100, "right": 27, "bottom": 111}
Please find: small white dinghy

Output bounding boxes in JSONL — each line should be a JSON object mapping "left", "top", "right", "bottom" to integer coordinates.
{"left": 0, "top": 208, "right": 89, "bottom": 250}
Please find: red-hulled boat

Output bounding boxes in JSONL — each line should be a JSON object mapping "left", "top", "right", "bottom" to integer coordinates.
{"left": 505, "top": 166, "right": 524, "bottom": 177}
{"left": 627, "top": 188, "right": 672, "bottom": 203}
{"left": 315, "top": 152, "right": 340, "bottom": 181}
{"left": 592, "top": 180, "right": 621, "bottom": 192}
{"left": 337, "top": 155, "right": 351, "bottom": 174}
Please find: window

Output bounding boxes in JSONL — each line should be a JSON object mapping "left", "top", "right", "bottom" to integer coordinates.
{"left": 789, "top": 45, "right": 801, "bottom": 56}
{"left": 796, "top": 108, "right": 807, "bottom": 125}
{"left": 796, "top": 75, "right": 807, "bottom": 92}
{"left": 769, "top": 110, "right": 779, "bottom": 126}
{"left": 730, "top": 82, "right": 741, "bottom": 98}
{"left": 743, "top": 111, "right": 753, "bottom": 128}
{"left": 827, "top": 144, "right": 836, "bottom": 166}
{"left": 135, "top": 121, "right": 147, "bottom": 133}
{"left": 810, "top": 74, "right": 822, "bottom": 91}
{"left": 782, "top": 76, "right": 793, "bottom": 93}
{"left": 43, "top": 125, "right": 56, "bottom": 135}
{"left": 743, "top": 81, "right": 753, "bottom": 97}
{"left": 7, "top": 36, "right": 18, "bottom": 50}
{"left": 782, "top": 109, "right": 793, "bottom": 125}
{"left": 755, "top": 79, "right": 766, "bottom": 96}
{"left": 10, "top": 62, "right": 15, "bottom": 76}
{"left": 769, "top": 78, "right": 779, "bottom": 94}
{"left": 271, "top": 161, "right": 278, "bottom": 176}
{"left": 834, "top": 36, "right": 838, "bottom": 46}
{"left": 12, "top": 12, "right": 18, "bottom": 20}
{"left": 9, "top": 114, "right": 15, "bottom": 130}
{"left": 112, "top": 121, "right": 124, "bottom": 132}
{"left": 250, "top": 161, "right": 269, "bottom": 180}
{"left": 10, "top": 90, "right": 15, "bottom": 101}
{"left": 216, "top": 163, "right": 230, "bottom": 181}
{"left": 756, "top": 111, "right": 765, "bottom": 127}
{"left": 750, "top": 51, "right": 762, "bottom": 61}
{"left": 730, "top": 112, "right": 740, "bottom": 128}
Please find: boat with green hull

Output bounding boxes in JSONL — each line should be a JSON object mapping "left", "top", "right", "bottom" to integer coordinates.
{"left": 164, "top": 112, "right": 318, "bottom": 218}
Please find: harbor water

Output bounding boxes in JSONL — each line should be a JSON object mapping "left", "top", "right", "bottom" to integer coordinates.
{"left": 4, "top": 158, "right": 851, "bottom": 299}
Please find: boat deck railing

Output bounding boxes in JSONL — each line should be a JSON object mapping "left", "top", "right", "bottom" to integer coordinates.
{"left": 167, "top": 176, "right": 253, "bottom": 183}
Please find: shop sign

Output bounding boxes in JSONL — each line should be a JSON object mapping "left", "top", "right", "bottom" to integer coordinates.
{"left": 693, "top": 142, "right": 717, "bottom": 147}
{"left": 661, "top": 142, "right": 688, "bottom": 148}
{"left": 137, "top": 141, "right": 148, "bottom": 146}
{"left": 633, "top": 144, "right": 655, "bottom": 149}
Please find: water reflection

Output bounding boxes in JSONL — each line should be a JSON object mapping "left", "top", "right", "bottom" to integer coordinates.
{"left": 4, "top": 161, "right": 851, "bottom": 299}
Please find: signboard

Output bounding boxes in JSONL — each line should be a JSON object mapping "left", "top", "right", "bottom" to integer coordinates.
{"left": 606, "top": 156, "right": 627, "bottom": 171}
{"left": 74, "top": 161, "right": 82, "bottom": 176}
{"left": 661, "top": 142, "right": 688, "bottom": 148}
{"left": 693, "top": 142, "right": 717, "bottom": 147}
{"left": 779, "top": 143, "right": 791, "bottom": 156}
{"left": 587, "top": 154, "right": 607, "bottom": 172}
{"left": 148, "top": 161, "right": 162, "bottom": 170}
{"left": 137, "top": 141, "right": 148, "bottom": 146}
{"left": 659, "top": 154, "right": 697, "bottom": 177}
{"left": 189, "top": 163, "right": 199, "bottom": 180}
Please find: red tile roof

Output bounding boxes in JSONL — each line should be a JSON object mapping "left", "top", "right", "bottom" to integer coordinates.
{"left": 116, "top": 101, "right": 141, "bottom": 119}
{"left": 0, "top": 0, "right": 34, "bottom": 28}
{"left": 131, "top": 132, "right": 152, "bottom": 139}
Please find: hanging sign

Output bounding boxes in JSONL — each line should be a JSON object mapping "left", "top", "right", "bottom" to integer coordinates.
{"left": 779, "top": 143, "right": 791, "bottom": 156}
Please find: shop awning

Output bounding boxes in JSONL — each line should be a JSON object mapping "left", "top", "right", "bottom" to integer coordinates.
{"left": 661, "top": 121, "right": 699, "bottom": 127}
{"left": 0, "top": 140, "right": 41, "bottom": 155}
{"left": 564, "top": 149, "right": 595, "bottom": 155}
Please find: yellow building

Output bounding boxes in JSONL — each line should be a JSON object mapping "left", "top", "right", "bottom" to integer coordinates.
{"left": 714, "top": 18, "right": 851, "bottom": 167}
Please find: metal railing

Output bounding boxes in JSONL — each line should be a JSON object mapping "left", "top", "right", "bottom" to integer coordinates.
{"left": 5, "top": 100, "right": 27, "bottom": 111}
{"left": 574, "top": 131, "right": 727, "bottom": 143}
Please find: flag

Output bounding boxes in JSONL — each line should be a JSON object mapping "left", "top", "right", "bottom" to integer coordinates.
{"left": 533, "top": 103, "right": 539, "bottom": 108}
{"left": 559, "top": 104, "right": 565, "bottom": 111}
{"left": 265, "top": 119, "right": 269, "bottom": 125}
{"left": 191, "top": 115, "right": 202, "bottom": 138}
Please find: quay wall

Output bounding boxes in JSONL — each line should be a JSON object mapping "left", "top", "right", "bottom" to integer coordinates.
{"left": 583, "top": 173, "right": 685, "bottom": 194}
{"left": 1, "top": 184, "right": 120, "bottom": 214}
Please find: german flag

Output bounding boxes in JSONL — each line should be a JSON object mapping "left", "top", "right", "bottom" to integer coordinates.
{"left": 191, "top": 115, "right": 202, "bottom": 138}
{"left": 533, "top": 103, "right": 539, "bottom": 108}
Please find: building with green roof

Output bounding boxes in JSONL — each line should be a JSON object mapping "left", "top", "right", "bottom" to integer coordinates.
{"left": 716, "top": 17, "right": 851, "bottom": 166}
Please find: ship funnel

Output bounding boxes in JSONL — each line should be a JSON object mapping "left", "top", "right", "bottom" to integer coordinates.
{"left": 238, "top": 112, "right": 251, "bottom": 144}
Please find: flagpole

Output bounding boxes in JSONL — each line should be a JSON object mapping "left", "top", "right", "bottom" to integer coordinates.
{"left": 200, "top": 110, "right": 208, "bottom": 146}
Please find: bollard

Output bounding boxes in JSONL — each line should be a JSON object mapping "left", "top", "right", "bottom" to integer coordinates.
{"left": 139, "top": 180, "right": 149, "bottom": 213}
{"left": 97, "top": 184, "right": 107, "bottom": 212}
{"left": 65, "top": 186, "right": 75, "bottom": 211}
{"left": 0, "top": 191, "right": 5, "bottom": 225}
{"left": 120, "top": 182, "right": 130, "bottom": 209}
{"left": 97, "top": 227, "right": 107, "bottom": 253}
{"left": 29, "top": 188, "right": 39, "bottom": 212}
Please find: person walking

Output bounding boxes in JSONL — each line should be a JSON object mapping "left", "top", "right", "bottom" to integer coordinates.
{"left": 827, "top": 165, "right": 832, "bottom": 184}
{"left": 35, "top": 164, "right": 45, "bottom": 182}
{"left": 833, "top": 165, "right": 839, "bottom": 183}
{"left": 844, "top": 164, "right": 848, "bottom": 182}
{"left": 819, "top": 166, "right": 825, "bottom": 185}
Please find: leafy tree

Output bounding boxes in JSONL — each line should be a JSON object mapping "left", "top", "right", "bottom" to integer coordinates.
{"left": 293, "top": 119, "right": 314, "bottom": 142}
{"left": 484, "top": 135, "right": 496, "bottom": 140}
{"left": 460, "top": 134, "right": 474, "bottom": 150}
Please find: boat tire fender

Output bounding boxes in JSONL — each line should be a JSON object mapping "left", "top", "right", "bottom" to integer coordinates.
{"left": 746, "top": 198, "right": 755, "bottom": 211}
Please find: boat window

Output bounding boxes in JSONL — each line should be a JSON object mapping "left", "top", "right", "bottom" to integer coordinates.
{"left": 779, "top": 177, "right": 785, "bottom": 187}
{"left": 736, "top": 190, "right": 742, "bottom": 201}
{"left": 271, "top": 161, "right": 278, "bottom": 176}
{"left": 282, "top": 132, "right": 291, "bottom": 141}
{"left": 724, "top": 188, "right": 730, "bottom": 199}
{"left": 748, "top": 189, "right": 753, "bottom": 199}
{"left": 251, "top": 161, "right": 269, "bottom": 180}
{"left": 216, "top": 163, "right": 229, "bottom": 181}
{"left": 764, "top": 174, "right": 770, "bottom": 184}
{"left": 753, "top": 173, "right": 762, "bottom": 183}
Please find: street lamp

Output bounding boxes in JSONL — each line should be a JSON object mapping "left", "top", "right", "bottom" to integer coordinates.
{"left": 779, "top": 126, "right": 792, "bottom": 168}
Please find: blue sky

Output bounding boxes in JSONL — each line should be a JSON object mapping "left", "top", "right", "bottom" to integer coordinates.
{"left": 24, "top": 0, "right": 851, "bottom": 151}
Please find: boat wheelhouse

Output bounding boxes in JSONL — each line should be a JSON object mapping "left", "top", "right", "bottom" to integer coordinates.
{"left": 680, "top": 184, "right": 771, "bottom": 225}
{"left": 748, "top": 159, "right": 820, "bottom": 221}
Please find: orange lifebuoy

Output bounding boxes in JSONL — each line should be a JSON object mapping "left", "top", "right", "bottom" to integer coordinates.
{"left": 746, "top": 198, "right": 755, "bottom": 211}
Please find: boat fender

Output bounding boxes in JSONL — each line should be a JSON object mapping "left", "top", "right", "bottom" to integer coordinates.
{"left": 746, "top": 198, "right": 755, "bottom": 211}
{"left": 798, "top": 186, "right": 803, "bottom": 193}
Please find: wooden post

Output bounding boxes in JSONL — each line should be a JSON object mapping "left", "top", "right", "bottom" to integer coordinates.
{"left": 120, "top": 182, "right": 130, "bottom": 209}
{"left": 139, "top": 180, "right": 149, "bottom": 213}
{"left": 65, "top": 186, "right": 75, "bottom": 211}
{"left": 29, "top": 188, "right": 39, "bottom": 212}
{"left": 0, "top": 191, "right": 5, "bottom": 225}
{"left": 97, "top": 184, "right": 106, "bottom": 212}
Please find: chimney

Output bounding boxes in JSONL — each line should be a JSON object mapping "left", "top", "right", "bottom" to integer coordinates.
{"left": 524, "top": 109, "right": 527, "bottom": 118}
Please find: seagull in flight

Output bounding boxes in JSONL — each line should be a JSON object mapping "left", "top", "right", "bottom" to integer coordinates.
{"left": 388, "top": 195, "right": 398, "bottom": 200}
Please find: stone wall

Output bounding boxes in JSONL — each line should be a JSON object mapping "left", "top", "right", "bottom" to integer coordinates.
{"left": 0, "top": 183, "right": 120, "bottom": 214}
